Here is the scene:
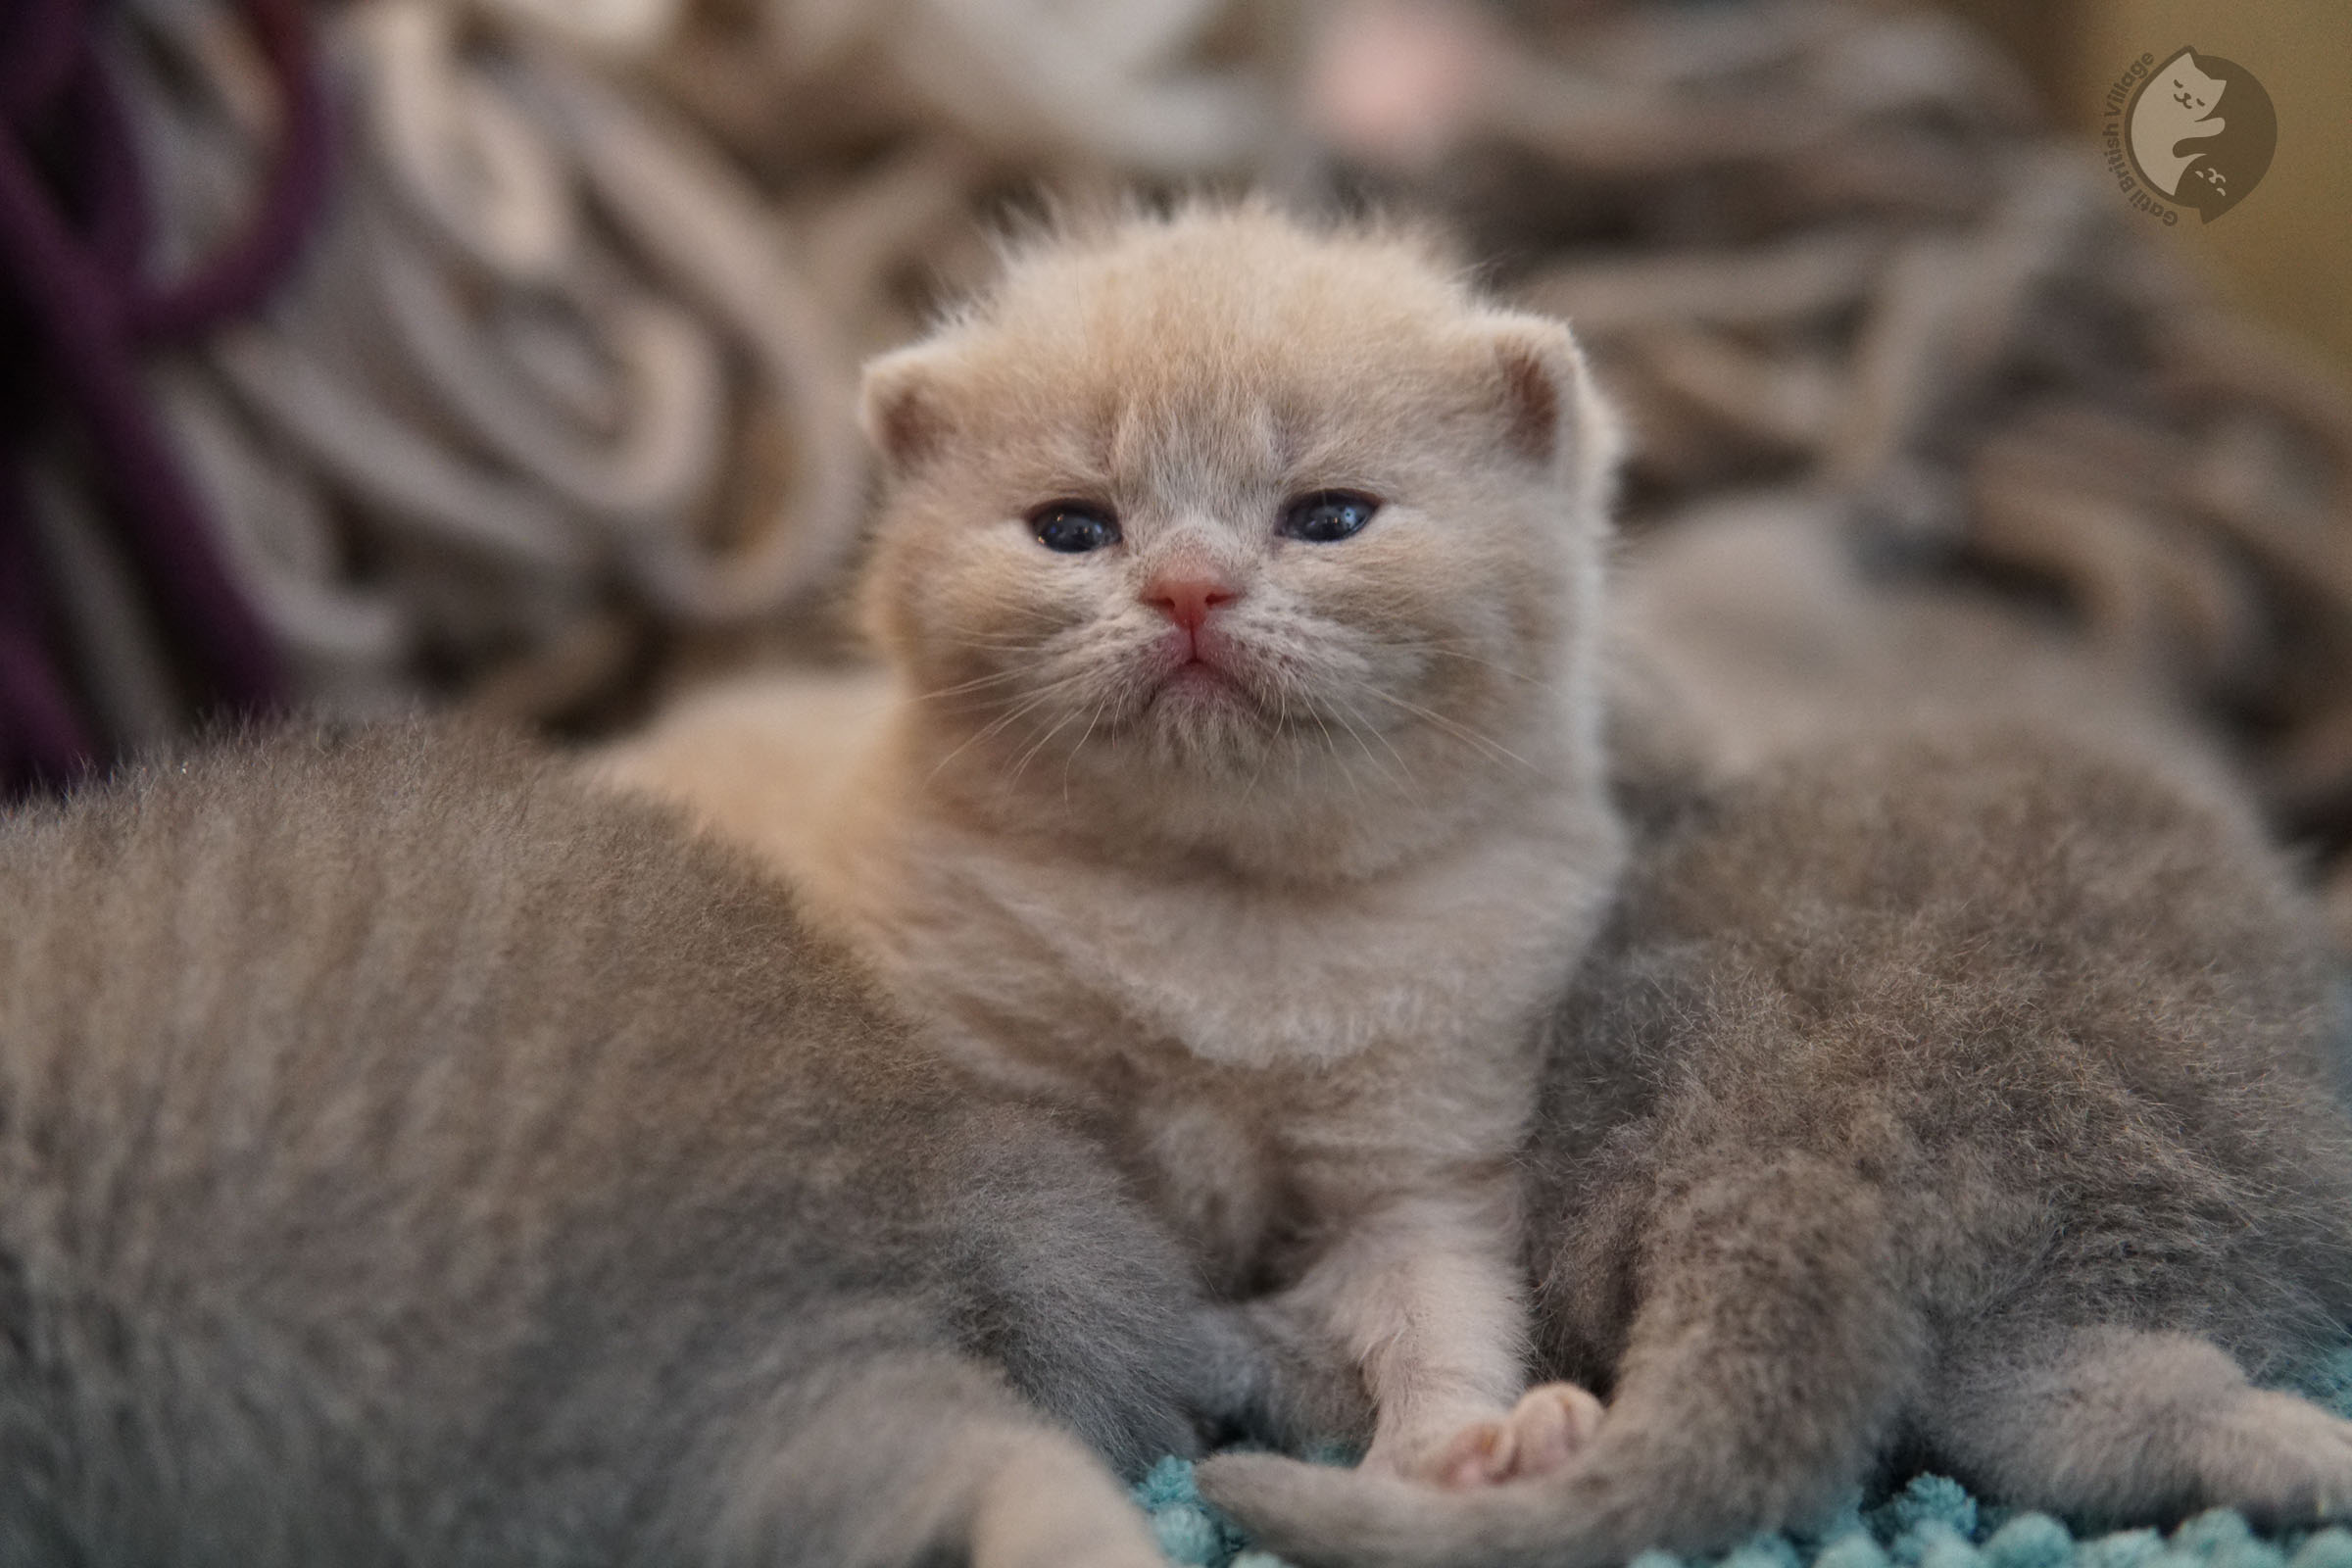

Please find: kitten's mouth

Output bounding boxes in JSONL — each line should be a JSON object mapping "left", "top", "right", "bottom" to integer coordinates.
{"left": 1152, "top": 656, "right": 1244, "bottom": 704}
{"left": 1139, "top": 632, "right": 1261, "bottom": 716}
{"left": 1113, "top": 627, "right": 1297, "bottom": 745}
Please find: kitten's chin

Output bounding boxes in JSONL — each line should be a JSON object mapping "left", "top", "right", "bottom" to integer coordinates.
{"left": 1149, "top": 661, "right": 1252, "bottom": 716}
{"left": 1136, "top": 683, "right": 1276, "bottom": 771}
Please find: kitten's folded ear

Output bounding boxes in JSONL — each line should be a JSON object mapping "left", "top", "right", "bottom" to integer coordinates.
{"left": 1483, "top": 314, "right": 1623, "bottom": 508}
{"left": 858, "top": 346, "right": 955, "bottom": 474}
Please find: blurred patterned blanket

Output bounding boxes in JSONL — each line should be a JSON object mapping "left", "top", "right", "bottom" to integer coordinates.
{"left": 8, "top": 0, "right": 2350, "bottom": 952}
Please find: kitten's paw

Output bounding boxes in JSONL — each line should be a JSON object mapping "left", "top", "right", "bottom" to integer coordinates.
{"left": 1427, "top": 1382, "right": 1605, "bottom": 1490}
{"left": 2195, "top": 1389, "right": 2352, "bottom": 1525}
{"left": 1503, "top": 1382, "right": 1608, "bottom": 1478}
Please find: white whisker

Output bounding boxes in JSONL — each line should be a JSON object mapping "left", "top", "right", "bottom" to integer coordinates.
{"left": 1331, "top": 693, "right": 1419, "bottom": 802}
{"left": 1360, "top": 688, "right": 1535, "bottom": 772}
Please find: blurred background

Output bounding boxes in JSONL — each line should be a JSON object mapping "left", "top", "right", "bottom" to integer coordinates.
{"left": 3, "top": 0, "right": 2348, "bottom": 931}
{"left": 1954, "top": 0, "right": 2348, "bottom": 381}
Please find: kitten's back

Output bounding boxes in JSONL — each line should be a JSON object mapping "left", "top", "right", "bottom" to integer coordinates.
{"left": 1542, "top": 722, "right": 2352, "bottom": 1378}
{"left": 0, "top": 723, "right": 1224, "bottom": 1567}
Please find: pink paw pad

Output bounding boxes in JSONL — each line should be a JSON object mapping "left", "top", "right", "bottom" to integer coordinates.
{"left": 1431, "top": 1382, "right": 1604, "bottom": 1490}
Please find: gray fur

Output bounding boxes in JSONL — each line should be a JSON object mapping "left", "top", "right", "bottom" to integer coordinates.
{"left": 1201, "top": 722, "right": 2352, "bottom": 1564}
{"left": 0, "top": 722, "right": 1258, "bottom": 1568}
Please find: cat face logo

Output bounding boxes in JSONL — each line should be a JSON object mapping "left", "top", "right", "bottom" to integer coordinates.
{"left": 2123, "top": 47, "right": 2276, "bottom": 222}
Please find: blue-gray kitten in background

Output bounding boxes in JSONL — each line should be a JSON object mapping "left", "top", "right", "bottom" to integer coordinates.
{"left": 0, "top": 724, "right": 1264, "bottom": 1568}
{"left": 1205, "top": 721, "right": 2352, "bottom": 1565}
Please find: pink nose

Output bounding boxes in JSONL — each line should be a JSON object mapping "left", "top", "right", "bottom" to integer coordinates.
{"left": 1143, "top": 571, "right": 1240, "bottom": 634}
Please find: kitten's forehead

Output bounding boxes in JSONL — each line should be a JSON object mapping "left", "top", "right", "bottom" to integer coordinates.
{"left": 989, "top": 208, "right": 1470, "bottom": 344}
{"left": 932, "top": 209, "right": 1496, "bottom": 488}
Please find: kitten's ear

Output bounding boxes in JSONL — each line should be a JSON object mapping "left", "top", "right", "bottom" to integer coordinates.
{"left": 858, "top": 346, "right": 955, "bottom": 473}
{"left": 1483, "top": 315, "right": 1622, "bottom": 500}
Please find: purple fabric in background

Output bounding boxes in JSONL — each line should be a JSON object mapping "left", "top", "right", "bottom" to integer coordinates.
{"left": 0, "top": 0, "right": 332, "bottom": 795}
{"left": 0, "top": 462, "right": 93, "bottom": 791}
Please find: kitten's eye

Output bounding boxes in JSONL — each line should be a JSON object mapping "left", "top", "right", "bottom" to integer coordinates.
{"left": 1280, "top": 491, "right": 1381, "bottom": 544}
{"left": 1029, "top": 502, "right": 1121, "bottom": 554}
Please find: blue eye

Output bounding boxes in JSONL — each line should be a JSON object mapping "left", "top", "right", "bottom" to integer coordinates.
{"left": 1280, "top": 491, "right": 1381, "bottom": 544}
{"left": 1030, "top": 502, "right": 1120, "bottom": 554}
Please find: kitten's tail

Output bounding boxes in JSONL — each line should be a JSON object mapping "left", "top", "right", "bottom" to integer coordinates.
{"left": 697, "top": 1351, "right": 1167, "bottom": 1568}
{"left": 1198, "top": 1437, "right": 1697, "bottom": 1568}
{"left": 1198, "top": 1394, "right": 1849, "bottom": 1568}
{"left": 1201, "top": 1154, "right": 1924, "bottom": 1568}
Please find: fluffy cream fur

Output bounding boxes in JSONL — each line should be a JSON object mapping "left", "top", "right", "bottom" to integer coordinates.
{"left": 597, "top": 202, "right": 1627, "bottom": 1481}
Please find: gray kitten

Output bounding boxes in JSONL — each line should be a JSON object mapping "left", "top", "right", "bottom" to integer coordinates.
{"left": 0, "top": 723, "right": 1259, "bottom": 1568}
{"left": 1203, "top": 721, "right": 2352, "bottom": 1564}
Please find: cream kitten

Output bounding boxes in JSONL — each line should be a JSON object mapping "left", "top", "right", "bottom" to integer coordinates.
{"left": 598, "top": 202, "right": 1628, "bottom": 1483}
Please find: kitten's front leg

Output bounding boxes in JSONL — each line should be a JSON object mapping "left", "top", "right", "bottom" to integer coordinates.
{"left": 1271, "top": 1186, "right": 1602, "bottom": 1487}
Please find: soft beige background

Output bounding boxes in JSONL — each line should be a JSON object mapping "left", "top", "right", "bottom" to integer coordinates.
{"left": 1944, "top": 0, "right": 2351, "bottom": 387}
